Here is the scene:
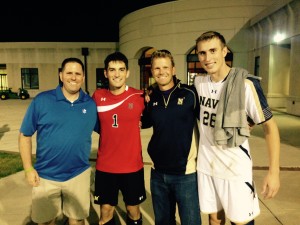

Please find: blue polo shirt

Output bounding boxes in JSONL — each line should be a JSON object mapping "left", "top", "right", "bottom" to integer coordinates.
{"left": 20, "top": 85, "right": 98, "bottom": 182}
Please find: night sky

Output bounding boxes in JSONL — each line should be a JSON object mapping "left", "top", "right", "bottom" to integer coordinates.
{"left": 1, "top": 0, "right": 174, "bottom": 42}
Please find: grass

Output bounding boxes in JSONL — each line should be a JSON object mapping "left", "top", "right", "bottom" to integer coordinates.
{"left": 0, "top": 152, "right": 35, "bottom": 179}
{"left": 0, "top": 152, "right": 96, "bottom": 179}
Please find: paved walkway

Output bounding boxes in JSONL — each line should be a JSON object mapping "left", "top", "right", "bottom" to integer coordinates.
{"left": 0, "top": 99, "right": 299, "bottom": 225}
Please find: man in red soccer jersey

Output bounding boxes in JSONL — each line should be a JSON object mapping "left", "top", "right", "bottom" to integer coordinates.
{"left": 92, "top": 52, "right": 146, "bottom": 225}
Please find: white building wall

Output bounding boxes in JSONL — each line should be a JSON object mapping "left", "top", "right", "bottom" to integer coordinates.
{"left": 0, "top": 42, "right": 117, "bottom": 97}
{"left": 119, "top": 0, "right": 275, "bottom": 85}
{"left": 250, "top": 0, "right": 300, "bottom": 114}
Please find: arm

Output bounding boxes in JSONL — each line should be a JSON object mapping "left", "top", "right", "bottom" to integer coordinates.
{"left": 19, "top": 132, "right": 40, "bottom": 187}
{"left": 261, "top": 117, "right": 280, "bottom": 199}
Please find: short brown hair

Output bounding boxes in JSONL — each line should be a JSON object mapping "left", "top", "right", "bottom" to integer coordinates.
{"left": 151, "top": 49, "right": 175, "bottom": 67}
{"left": 195, "top": 31, "right": 227, "bottom": 48}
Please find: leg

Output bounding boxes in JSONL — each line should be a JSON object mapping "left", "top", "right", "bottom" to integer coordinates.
{"left": 100, "top": 204, "right": 115, "bottom": 224}
{"left": 63, "top": 168, "right": 91, "bottom": 224}
{"left": 174, "top": 172, "right": 201, "bottom": 225}
{"left": 198, "top": 173, "right": 224, "bottom": 225}
{"left": 150, "top": 169, "right": 175, "bottom": 225}
{"left": 120, "top": 169, "right": 146, "bottom": 225}
{"left": 126, "top": 205, "right": 143, "bottom": 225}
{"left": 126, "top": 205, "right": 142, "bottom": 220}
{"left": 32, "top": 178, "right": 62, "bottom": 225}
{"left": 209, "top": 211, "right": 225, "bottom": 225}
{"left": 68, "top": 218, "right": 85, "bottom": 225}
{"left": 38, "top": 220, "right": 56, "bottom": 225}
{"left": 231, "top": 219, "right": 255, "bottom": 225}
{"left": 94, "top": 170, "right": 119, "bottom": 225}
{"left": 101, "top": 217, "right": 116, "bottom": 225}
{"left": 168, "top": 193, "right": 177, "bottom": 225}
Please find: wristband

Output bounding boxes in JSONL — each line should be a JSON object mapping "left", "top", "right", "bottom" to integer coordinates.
{"left": 25, "top": 166, "right": 34, "bottom": 173}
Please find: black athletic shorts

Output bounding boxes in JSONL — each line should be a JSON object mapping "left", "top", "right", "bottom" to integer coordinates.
{"left": 94, "top": 168, "right": 146, "bottom": 206}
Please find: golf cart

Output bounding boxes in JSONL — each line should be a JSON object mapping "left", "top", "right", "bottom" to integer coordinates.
{"left": 0, "top": 87, "right": 30, "bottom": 100}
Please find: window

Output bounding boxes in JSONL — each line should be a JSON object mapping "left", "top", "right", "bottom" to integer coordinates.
{"left": 0, "top": 64, "right": 7, "bottom": 90}
{"left": 21, "top": 68, "right": 39, "bottom": 89}
{"left": 138, "top": 48, "right": 156, "bottom": 90}
{"left": 96, "top": 68, "right": 108, "bottom": 89}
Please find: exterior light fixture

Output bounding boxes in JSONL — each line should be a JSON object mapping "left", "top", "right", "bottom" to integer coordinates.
{"left": 273, "top": 32, "right": 285, "bottom": 43}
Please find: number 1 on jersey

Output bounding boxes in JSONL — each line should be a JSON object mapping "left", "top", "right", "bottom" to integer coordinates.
{"left": 112, "top": 114, "right": 119, "bottom": 128}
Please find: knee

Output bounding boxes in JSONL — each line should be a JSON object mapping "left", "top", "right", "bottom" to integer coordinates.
{"left": 100, "top": 204, "right": 115, "bottom": 223}
{"left": 101, "top": 204, "right": 115, "bottom": 216}
{"left": 126, "top": 205, "right": 141, "bottom": 219}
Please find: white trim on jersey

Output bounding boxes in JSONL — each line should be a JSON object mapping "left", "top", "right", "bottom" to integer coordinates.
{"left": 97, "top": 93, "right": 142, "bottom": 112}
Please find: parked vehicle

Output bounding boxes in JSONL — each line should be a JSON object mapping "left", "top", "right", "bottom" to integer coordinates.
{"left": 0, "top": 88, "right": 30, "bottom": 100}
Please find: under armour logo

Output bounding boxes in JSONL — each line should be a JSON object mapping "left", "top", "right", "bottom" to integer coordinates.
{"left": 101, "top": 97, "right": 106, "bottom": 101}
{"left": 139, "top": 196, "right": 144, "bottom": 200}
{"left": 211, "top": 90, "right": 217, "bottom": 94}
{"left": 153, "top": 102, "right": 158, "bottom": 106}
{"left": 94, "top": 196, "right": 99, "bottom": 201}
{"left": 128, "top": 103, "right": 133, "bottom": 109}
{"left": 82, "top": 109, "right": 87, "bottom": 114}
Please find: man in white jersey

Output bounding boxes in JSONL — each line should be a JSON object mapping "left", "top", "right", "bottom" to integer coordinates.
{"left": 194, "top": 31, "right": 280, "bottom": 225}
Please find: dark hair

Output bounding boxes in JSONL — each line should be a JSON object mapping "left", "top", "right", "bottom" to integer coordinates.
{"left": 150, "top": 49, "right": 175, "bottom": 67}
{"left": 61, "top": 57, "right": 84, "bottom": 73}
{"left": 104, "top": 52, "right": 128, "bottom": 70}
{"left": 195, "top": 31, "right": 227, "bottom": 48}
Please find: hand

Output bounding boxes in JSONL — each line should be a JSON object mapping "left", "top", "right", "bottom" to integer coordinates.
{"left": 25, "top": 169, "right": 40, "bottom": 187}
{"left": 261, "top": 171, "right": 280, "bottom": 199}
{"left": 144, "top": 89, "right": 152, "bottom": 103}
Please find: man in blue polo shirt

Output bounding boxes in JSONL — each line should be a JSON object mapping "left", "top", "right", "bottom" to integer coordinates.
{"left": 19, "top": 57, "right": 99, "bottom": 225}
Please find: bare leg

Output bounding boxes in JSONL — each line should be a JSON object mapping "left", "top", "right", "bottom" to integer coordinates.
{"left": 209, "top": 211, "right": 226, "bottom": 225}
{"left": 38, "top": 219, "right": 56, "bottom": 225}
{"left": 100, "top": 204, "right": 115, "bottom": 224}
{"left": 68, "top": 218, "right": 85, "bottom": 225}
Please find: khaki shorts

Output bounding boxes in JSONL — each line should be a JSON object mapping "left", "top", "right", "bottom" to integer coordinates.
{"left": 197, "top": 172, "right": 260, "bottom": 224}
{"left": 31, "top": 167, "right": 91, "bottom": 223}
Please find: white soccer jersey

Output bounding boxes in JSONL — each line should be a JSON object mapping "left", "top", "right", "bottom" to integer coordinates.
{"left": 194, "top": 72, "right": 271, "bottom": 180}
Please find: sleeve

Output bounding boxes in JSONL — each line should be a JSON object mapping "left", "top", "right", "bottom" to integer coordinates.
{"left": 245, "top": 77, "right": 273, "bottom": 125}
{"left": 191, "top": 85, "right": 200, "bottom": 120}
{"left": 20, "top": 99, "right": 38, "bottom": 136}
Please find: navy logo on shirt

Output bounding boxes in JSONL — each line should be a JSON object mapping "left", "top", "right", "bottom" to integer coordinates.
{"left": 177, "top": 98, "right": 184, "bottom": 105}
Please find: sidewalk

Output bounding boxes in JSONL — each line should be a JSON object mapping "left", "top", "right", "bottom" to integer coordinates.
{"left": 0, "top": 99, "right": 300, "bottom": 225}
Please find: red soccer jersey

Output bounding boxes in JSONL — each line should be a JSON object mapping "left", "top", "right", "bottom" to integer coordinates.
{"left": 92, "top": 86, "right": 145, "bottom": 173}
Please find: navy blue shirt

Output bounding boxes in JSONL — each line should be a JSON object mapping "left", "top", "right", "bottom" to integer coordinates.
{"left": 20, "top": 85, "right": 98, "bottom": 181}
{"left": 142, "top": 79, "right": 200, "bottom": 175}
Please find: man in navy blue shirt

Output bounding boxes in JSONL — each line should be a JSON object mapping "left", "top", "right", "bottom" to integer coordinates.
{"left": 19, "top": 57, "right": 99, "bottom": 225}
